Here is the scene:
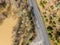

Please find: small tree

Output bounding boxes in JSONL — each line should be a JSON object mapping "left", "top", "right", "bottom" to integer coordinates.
{"left": 47, "top": 26, "right": 53, "bottom": 31}
{"left": 58, "top": 18, "right": 60, "bottom": 22}
{"left": 53, "top": 21, "right": 56, "bottom": 24}
{"left": 40, "top": 1, "right": 45, "bottom": 8}
{"left": 49, "top": 16, "right": 52, "bottom": 20}
{"left": 50, "top": 5, "right": 54, "bottom": 9}
{"left": 48, "top": 33, "right": 52, "bottom": 38}
{"left": 49, "top": 20, "right": 52, "bottom": 24}
{"left": 45, "top": 18, "right": 48, "bottom": 22}
{"left": 57, "top": 31, "right": 60, "bottom": 36}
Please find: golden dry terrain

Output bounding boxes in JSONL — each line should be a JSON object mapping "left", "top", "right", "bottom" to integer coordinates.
{"left": 0, "top": 0, "right": 36, "bottom": 45}
{"left": 36, "top": 0, "right": 60, "bottom": 45}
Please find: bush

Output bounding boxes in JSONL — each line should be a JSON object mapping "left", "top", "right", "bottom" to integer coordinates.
{"left": 40, "top": 1, "right": 45, "bottom": 8}
{"left": 49, "top": 16, "right": 52, "bottom": 20}
{"left": 50, "top": 5, "right": 54, "bottom": 9}
{"left": 57, "top": 31, "right": 60, "bottom": 36}
{"left": 48, "top": 33, "right": 52, "bottom": 38}
{"left": 45, "top": 18, "right": 48, "bottom": 22}
{"left": 53, "top": 21, "right": 56, "bottom": 24}
{"left": 58, "top": 18, "right": 60, "bottom": 22}
{"left": 40, "top": 1, "right": 47, "bottom": 8}
{"left": 49, "top": 20, "right": 52, "bottom": 24}
{"left": 47, "top": 26, "right": 53, "bottom": 31}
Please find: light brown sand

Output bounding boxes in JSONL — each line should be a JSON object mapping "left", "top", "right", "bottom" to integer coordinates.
{"left": 0, "top": 16, "right": 18, "bottom": 45}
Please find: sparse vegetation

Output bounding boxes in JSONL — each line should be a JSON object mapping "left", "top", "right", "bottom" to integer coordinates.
{"left": 40, "top": 1, "right": 45, "bottom": 8}
{"left": 58, "top": 18, "right": 60, "bottom": 22}
{"left": 48, "top": 33, "right": 52, "bottom": 38}
{"left": 36, "top": 0, "right": 60, "bottom": 45}
{"left": 47, "top": 26, "right": 53, "bottom": 31}
{"left": 49, "top": 16, "right": 53, "bottom": 20}
{"left": 45, "top": 18, "right": 48, "bottom": 22}
{"left": 0, "top": 0, "right": 36, "bottom": 45}
{"left": 50, "top": 5, "right": 54, "bottom": 9}
{"left": 40, "top": 1, "right": 47, "bottom": 8}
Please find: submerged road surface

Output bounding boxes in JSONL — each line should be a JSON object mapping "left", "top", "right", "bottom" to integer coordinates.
{"left": 27, "top": 0, "right": 50, "bottom": 45}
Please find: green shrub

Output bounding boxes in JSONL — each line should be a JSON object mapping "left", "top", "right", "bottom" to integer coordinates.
{"left": 48, "top": 33, "right": 52, "bottom": 38}
{"left": 45, "top": 18, "right": 48, "bottom": 22}
{"left": 49, "top": 16, "right": 52, "bottom": 20}
{"left": 50, "top": 5, "right": 54, "bottom": 9}
{"left": 47, "top": 26, "right": 53, "bottom": 31}
{"left": 58, "top": 18, "right": 60, "bottom": 22}
{"left": 40, "top": 2, "right": 44, "bottom": 7}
